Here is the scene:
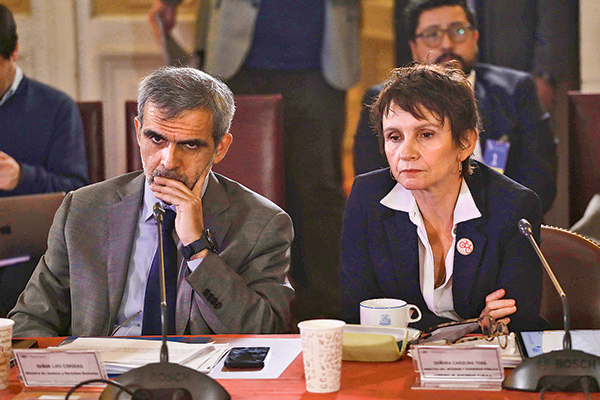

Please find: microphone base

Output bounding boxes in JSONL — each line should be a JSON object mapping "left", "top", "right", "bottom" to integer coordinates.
{"left": 503, "top": 349, "right": 600, "bottom": 392}
{"left": 100, "top": 362, "right": 230, "bottom": 400}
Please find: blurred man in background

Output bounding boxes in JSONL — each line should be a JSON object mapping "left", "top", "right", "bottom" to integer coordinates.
{"left": 0, "top": 3, "right": 88, "bottom": 196}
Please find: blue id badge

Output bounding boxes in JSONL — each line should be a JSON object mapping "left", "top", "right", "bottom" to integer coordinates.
{"left": 483, "top": 139, "right": 510, "bottom": 173}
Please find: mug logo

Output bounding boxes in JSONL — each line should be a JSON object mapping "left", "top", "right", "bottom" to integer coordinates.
{"left": 379, "top": 314, "right": 392, "bottom": 326}
{"left": 457, "top": 238, "right": 473, "bottom": 255}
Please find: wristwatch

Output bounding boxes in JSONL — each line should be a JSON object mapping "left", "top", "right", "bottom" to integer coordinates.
{"left": 182, "top": 229, "right": 218, "bottom": 260}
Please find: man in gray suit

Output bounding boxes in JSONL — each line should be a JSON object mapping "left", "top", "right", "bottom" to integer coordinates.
{"left": 148, "top": 0, "right": 361, "bottom": 320}
{"left": 9, "top": 66, "right": 295, "bottom": 337}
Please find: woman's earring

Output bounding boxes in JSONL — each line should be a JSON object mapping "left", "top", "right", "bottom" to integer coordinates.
{"left": 458, "top": 161, "right": 463, "bottom": 176}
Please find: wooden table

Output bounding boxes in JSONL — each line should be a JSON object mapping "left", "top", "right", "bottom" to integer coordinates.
{"left": 1, "top": 336, "right": 597, "bottom": 400}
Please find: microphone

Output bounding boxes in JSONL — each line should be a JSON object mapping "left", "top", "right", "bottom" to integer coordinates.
{"left": 518, "top": 219, "right": 571, "bottom": 350}
{"left": 100, "top": 203, "right": 230, "bottom": 400}
{"left": 503, "top": 219, "right": 600, "bottom": 393}
{"left": 152, "top": 203, "right": 170, "bottom": 364}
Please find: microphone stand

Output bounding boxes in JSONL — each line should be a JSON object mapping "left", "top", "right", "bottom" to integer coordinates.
{"left": 502, "top": 219, "right": 600, "bottom": 393}
{"left": 154, "top": 204, "right": 170, "bottom": 364}
{"left": 100, "top": 203, "right": 230, "bottom": 400}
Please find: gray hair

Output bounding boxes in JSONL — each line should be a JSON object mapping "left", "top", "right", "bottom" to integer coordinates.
{"left": 137, "top": 66, "right": 235, "bottom": 145}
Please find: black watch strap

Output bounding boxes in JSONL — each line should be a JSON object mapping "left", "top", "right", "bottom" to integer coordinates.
{"left": 182, "top": 229, "right": 218, "bottom": 260}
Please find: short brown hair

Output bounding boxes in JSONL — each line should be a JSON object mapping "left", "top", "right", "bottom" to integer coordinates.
{"left": 0, "top": 4, "right": 18, "bottom": 60}
{"left": 370, "top": 62, "right": 481, "bottom": 176}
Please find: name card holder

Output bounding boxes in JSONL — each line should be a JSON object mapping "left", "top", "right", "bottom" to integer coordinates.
{"left": 411, "top": 345, "right": 504, "bottom": 391}
{"left": 13, "top": 349, "right": 108, "bottom": 388}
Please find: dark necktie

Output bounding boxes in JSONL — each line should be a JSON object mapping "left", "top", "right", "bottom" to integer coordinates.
{"left": 142, "top": 209, "right": 178, "bottom": 335}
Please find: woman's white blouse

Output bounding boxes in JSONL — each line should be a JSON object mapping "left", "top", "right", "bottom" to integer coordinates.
{"left": 380, "top": 179, "right": 482, "bottom": 321}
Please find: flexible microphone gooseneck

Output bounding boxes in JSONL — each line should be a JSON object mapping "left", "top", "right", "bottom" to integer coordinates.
{"left": 100, "top": 203, "right": 230, "bottom": 400}
{"left": 152, "top": 203, "right": 170, "bottom": 364}
{"left": 518, "top": 219, "right": 571, "bottom": 350}
{"left": 503, "top": 219, "right": 600, "bottom": 393}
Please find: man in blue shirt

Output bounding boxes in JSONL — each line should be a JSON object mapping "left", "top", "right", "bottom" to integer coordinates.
{"left": 0, "top": 4, "right": 89, "bottom": 318}
{"left": 0, "top": 4, "right": 88, "bottom": 196}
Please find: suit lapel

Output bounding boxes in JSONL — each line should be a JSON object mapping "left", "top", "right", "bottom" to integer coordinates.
{"left": 106, "top": 174, "right": 145, "bottom": 328}
{"left": 474, "top": 66, "right": 515, "bottom": 142}
{"left": 452, "top": 221, "right": 486, "bottom": 318}
{"left": 383, "top": 211, "right": 422, "bottom": 301}
{"left": 201, "top": 172, "right": 233, "bottom": 247}
{"left": 178, "top": 171, "right": 233, "bottom": 333}
{"left": 474, "top": 77, "right": 491, "bottom": 145}
{"left": 453, "top": 170, "right": 488, "bottom": 318}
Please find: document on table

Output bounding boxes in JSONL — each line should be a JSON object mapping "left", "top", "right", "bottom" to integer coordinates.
{"left": 208, "top": 337, "right": 302, "bottom": 380}
{"left": 54, "top": 337, "right": 229, "bottom": 374}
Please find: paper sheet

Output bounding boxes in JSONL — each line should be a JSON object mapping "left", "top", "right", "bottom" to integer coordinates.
{"left": 55, "top": 337, "right": 223, "bottom": 374}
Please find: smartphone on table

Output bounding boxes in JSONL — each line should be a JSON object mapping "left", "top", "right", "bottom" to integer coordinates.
{"left": 223, "top": 346, "right": 270, "bottom": 371}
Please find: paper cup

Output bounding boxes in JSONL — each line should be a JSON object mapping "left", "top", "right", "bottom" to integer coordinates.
{"left": 0, "top": 319, "right": 15, "bottom": 390}
{"left": 298, "top": 319, "right": 346, "bottom": 393}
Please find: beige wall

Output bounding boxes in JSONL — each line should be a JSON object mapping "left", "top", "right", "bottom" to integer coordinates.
{"left": 581, "top": 0, "right": 600, "bottom": 92}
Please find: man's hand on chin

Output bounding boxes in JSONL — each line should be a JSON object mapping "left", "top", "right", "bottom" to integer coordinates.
{"left": 150, "top": 174, "right": 206, "bottom": 245}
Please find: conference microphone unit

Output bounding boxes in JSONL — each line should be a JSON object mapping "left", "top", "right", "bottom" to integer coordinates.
{"left": 503, "top": 219, "right": 600, "bottom": 393}
{"left": 101, "top": 203, "right": 230, "bottom": 400}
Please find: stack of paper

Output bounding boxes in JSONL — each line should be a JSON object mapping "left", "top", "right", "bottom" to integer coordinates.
{"left": 54, "top": 338, "right": 230, "bottom": 375}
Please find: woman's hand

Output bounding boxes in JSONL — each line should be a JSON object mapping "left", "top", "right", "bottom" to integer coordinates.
{"left": 479, "top": 288, "right": 516, "bottom": 326}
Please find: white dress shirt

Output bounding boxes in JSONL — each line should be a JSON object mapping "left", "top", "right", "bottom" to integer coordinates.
{"left": 380, "top": 178, "right": 481, "bottom": 321}
{"left": 0, "top": 65, "right": 22, "bottom": 106}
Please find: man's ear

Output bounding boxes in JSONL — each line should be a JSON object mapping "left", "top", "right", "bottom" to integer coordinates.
{"left": 408, "top": 39, "right": 418, "bottom": 59}
{"left": 213, "top": 133, "right": 233, "bottom": 165}
{"left": 10, "top": 41, "right": 18, "bottom": 62}
{"left": 134, "top": 116, "right": 142, "bottom": 146}
{"left": 472, "top": 29, "right": 480, "bottom": 45}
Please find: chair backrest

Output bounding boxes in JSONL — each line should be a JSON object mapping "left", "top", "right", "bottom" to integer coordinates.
{"left": 539, "top": 225, "right": 600, "bottom": 329}
{"left": 76, "top": 101, "right": 105, "bottom": 183}
{"left": 568, "top": 92, "right": 600, "bottom": 225}
{"left": 125, "top": 94, "right": 285, "bottom": 208}
{"left": 213, "top": 94, "right": 285, "bottom": 207}
{"left": 125, "top": 100, "right": 143, "bottom": 172}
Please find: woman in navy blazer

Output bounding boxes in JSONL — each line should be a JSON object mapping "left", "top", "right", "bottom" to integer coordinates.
{"left": 341, "top": 63, "right": 547, "bottom": 332}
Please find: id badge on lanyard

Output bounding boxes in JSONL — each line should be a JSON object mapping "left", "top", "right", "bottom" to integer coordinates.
{"left": 483, "top": 137, "right": 510, "bottom": 174}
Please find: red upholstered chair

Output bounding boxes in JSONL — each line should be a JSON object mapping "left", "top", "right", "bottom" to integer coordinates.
{"left": 568, "top": 92, "right": 600, "bottom": 225}
{"left": 539, "top": 225, "right": 600, "bottom": 329}
{"left": 76, "top": 101, "right": 105, "bottom": 183}
{"left": 213, "top": 94, "right": 285, "bottom": 208}
{"left": 125, "top": 94, "right": 285, "bottom": 208}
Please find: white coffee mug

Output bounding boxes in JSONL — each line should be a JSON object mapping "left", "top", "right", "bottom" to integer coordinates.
{"left": 359, "top": 298, "right": 422, "bottom": 327}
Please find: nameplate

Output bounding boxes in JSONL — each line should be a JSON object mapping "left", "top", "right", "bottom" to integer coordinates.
{"left": 13, "top": 349, "right": 108, "bottom": 387}
{"left": 412, "top": 345, "right": 504, "bottom": 382}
